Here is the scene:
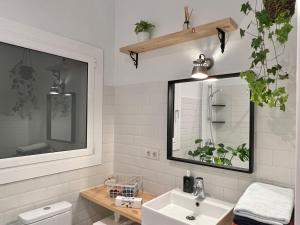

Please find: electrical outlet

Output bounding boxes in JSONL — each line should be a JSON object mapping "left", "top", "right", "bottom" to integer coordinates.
{"left": 151, "top": 150, "right": 159, "bottom": 160}
{"left": 144, "top": 149, "right": 152, "bottom": 159}
{"left": 144, "top": 148, "right": 159, "bottom": 160}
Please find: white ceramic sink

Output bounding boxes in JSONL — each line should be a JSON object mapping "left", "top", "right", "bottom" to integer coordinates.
{"left": 142, "top": 189, "right": 234, "bottom": 225}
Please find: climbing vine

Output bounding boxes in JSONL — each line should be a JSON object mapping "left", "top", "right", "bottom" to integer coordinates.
{"left": 240, "top": 0, "right": 295, "bottom": 111}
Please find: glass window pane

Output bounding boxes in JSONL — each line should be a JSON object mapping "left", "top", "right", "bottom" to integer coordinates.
{"left": 0, "top": 41, "right": 87, "bottom": 159}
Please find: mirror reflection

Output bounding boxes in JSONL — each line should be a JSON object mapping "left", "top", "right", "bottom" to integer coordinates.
{"left": 47, "top": 93, "right": 75, "bottom": 143}
{"left": 168, "top": 75, "right": 254, "bottom": 172}
{"left": 0, "top": 41, "right": 88, "bottom": 159}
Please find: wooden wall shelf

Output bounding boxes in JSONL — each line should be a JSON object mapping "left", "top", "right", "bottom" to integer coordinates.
{"left": 120, "top": 18, "right": 237, "bottom": 68}
{"left": 81, "top": 186, "right": 155, "bottom": 224}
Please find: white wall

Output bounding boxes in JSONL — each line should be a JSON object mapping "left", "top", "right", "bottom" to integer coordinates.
{"left": 0, "top": 1, "right": 115, "bottom": 225}
{"left": 114, "top": 0, "right": 297, "bottom": 203}
{"left": 114, "top": 0, "right": 252, "bottom": 86}
{"left": 0, "top": 0, "right": 115, "bottom": 86}
{"left": 177, "top": 97, "right": 201, "bottom": 158}
{"left": 0, "top": 0, "right": 297, "bottom": 224}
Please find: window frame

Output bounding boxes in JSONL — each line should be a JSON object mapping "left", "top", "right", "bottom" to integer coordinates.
{"left": 0, "top": 17, "right": 103, "bottom": 184}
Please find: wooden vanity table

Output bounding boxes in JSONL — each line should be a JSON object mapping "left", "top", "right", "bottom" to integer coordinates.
{"left": 81, "top": 186, "right": 233, "bottom": 225}
{"left": 80, "top": 186, "right": 156, "bottom": 224}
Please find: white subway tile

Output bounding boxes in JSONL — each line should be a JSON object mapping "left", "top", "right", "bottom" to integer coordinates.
{"left": 273, "top": 150, "right": 295, "bottom": 168}
{"left": 223, "top": 187, "right": 243, "bottom": 203}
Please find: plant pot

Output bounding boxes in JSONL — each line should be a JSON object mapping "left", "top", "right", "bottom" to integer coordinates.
{"left": 137, "top": 32, "right": 150, "bottom": 42}
{"left": 263, "top": 0, "right": 295, "bottom": 21}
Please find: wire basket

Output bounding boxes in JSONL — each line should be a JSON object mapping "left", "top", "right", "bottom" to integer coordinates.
{"left": 263, "top": 0, "right": 295, "bottom": 21}
{"left": 104, "top": 174, "right": 143, "bottom": 199}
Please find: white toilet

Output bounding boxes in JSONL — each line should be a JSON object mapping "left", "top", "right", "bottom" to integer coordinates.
{"left": 18, "top": 201, "right": 72, "bottom": 225}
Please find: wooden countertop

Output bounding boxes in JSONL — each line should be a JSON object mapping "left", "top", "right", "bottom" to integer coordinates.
{"left": 80, "top": 185, "right": 156, "bottom": 224}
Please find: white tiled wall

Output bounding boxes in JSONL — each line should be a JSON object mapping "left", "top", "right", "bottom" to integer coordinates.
{"left": 114, "top": 80, "right": 296, "bottom": 203}
{"left": 0, "top": 86, "right": 115, "bottom": 225}
{"left": 0, "top": 80, "right": 296, "bottom": 225}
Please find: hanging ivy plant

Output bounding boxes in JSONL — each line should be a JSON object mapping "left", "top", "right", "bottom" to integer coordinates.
{"left": 240, "top": 0, "right": 295, "bottom": 111}
{"left": 10, "top": 50, "right": 38, "bottom": 119}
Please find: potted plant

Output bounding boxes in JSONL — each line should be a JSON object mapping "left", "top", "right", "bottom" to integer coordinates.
{"left": 263, "top": 0, "right": 295, "bottom": 21}
{"left": 188, "top": 139, "right": 249, "bottom": 166}
{"left": 240, "top": 0, "right": 295, "bottom": 111}
{"left": 134, "top": 20, "right": 155, "bottom": 42}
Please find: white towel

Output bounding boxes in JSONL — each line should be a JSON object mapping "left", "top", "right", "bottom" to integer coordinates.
{"left": 234, "top": 182, "right": 294, "bottom": 225}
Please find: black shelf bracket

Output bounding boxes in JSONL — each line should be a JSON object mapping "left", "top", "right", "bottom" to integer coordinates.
{"left": 129, "top": 51, "right": 139, "bottom": 69}
{"left": 212, "top": 121, "right": 226, "bottom": 124}
{"left": 216, "top": 28, "right": 226, "bottom": 53}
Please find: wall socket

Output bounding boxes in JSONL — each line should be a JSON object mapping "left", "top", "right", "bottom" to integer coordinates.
{"left": 144, "top": 148, "right": 159, "bottom": 160}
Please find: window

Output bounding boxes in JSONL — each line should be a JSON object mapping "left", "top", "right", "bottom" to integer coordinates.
{"left": 0, "top": 18, "right": 103, "bottom": 184}
{"left": 0, "top": 42, "right": 88, "bottom": 159}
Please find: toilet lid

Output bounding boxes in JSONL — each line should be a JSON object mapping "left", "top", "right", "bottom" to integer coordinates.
{"left": 18, "top": 201, "right": 72, "bottom": 224}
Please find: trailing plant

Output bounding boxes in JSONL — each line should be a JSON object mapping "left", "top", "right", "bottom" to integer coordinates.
{"left": 51, "top": 94, "right": 71, "bottom": 119}
{"left": 240, "top": 0, "right": 295, "bottom": 111}
{"left": 134, "top": 20, "right": 155, "bottom": 34}
{"left": 10, "top": 54, "right": 38, "bottom": 119}
{"left": 188, "top": 139, "right": 249, "bottom": 166}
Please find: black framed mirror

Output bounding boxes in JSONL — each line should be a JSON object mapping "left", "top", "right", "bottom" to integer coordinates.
{"left": 167, "top": 73, "right": 254, "bottom": 173}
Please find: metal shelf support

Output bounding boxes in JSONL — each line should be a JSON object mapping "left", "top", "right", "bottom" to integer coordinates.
{"left": 129, "top": 51, "right": 139, "bottom": 69}
{"left": 216, "top": 28, "right": 226, "bottom": 53}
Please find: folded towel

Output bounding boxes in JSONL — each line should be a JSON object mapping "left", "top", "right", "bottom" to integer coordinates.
{"left": 234, "top": 215, "right": 269, "bottom": 225}
{"left": 234, "top": 215, "right": 293, "bottom": 225}
{"left": 17, "top": 142, "right": 50, "bottom": 155}
{"left": 234, "top": 182, "right": 294, "bottom": 225}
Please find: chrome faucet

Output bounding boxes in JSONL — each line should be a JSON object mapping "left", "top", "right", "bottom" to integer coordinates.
{"left": 193, "top": 177, "right": 205, "bottom": 200}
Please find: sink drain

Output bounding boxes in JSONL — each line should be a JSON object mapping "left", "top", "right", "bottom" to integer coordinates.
{"left": 186, "top": 215, "right": 196, "bottom": 221}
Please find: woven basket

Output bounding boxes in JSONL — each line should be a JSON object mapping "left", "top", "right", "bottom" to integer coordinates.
{"left": 263, "top": 0, "right": 295, "bottom": 21}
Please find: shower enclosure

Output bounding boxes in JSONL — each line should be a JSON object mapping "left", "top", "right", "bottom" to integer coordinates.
{"left": 207, "top": 84, "right": 223, "bottom": 147}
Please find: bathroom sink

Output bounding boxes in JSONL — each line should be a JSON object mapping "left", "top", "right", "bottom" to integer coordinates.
{"left": 142, "top": 189, "right": 234, "bottom": 225}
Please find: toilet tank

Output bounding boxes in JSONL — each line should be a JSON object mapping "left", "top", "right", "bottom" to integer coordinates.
{"left": 18, "top": 201, "right": 72, "bottom": 225}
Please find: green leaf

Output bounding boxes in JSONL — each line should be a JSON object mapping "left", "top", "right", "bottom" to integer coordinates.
{"left": 241, "top": 2, "right": 252, "bottom": 15}
{"left": 279, "top": 73, "right": 289, "bottom": 80}
{"left": 240, "top": 28, "right": 246, "bottom": 38}
{"left": 268, "top": 31, "right": 274, "bottom": 39}
{"left": 218, "top": 143, "right": 225, "bottom": 148}
{"left": 275, "top": 23, "right": 293, "bottom": 44}
{"left": 217, "top": 148, "right": 227, "bottom": 154}
{"left": 226, "top": 146, "right": 234, "bottom": 151}
{"left": 256, "top": 10, "right": 272, "bottom": 27}
{"left": 205, "top": 147, "right": 214, "bottom": 156}
{"left": 251, "top": 36, "right": 263, "bottom": 50}
{"left": 214, "top": 157, "right": 222, "bottom": 165}
{"left": 195, "top": 139, "right": 203, "bottom": 144}
{"left": 222, "top": 158, "right": 232, "bottom": 166}
{"left": 275, "top": 12, "right": 291, "bottom": 25}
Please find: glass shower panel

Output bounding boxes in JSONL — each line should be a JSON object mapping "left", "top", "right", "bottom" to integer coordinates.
{"left": 0, "top": 41, "right": 88, "bottom": 159}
